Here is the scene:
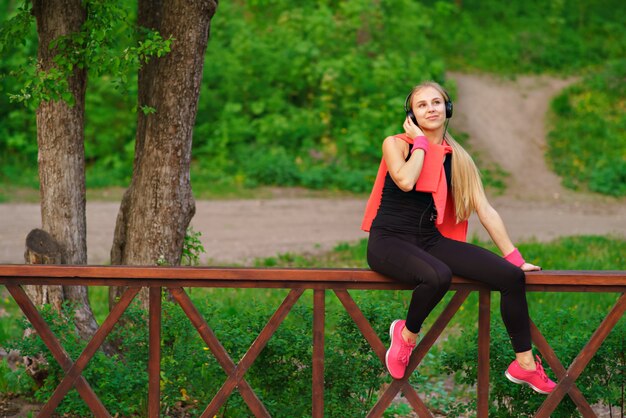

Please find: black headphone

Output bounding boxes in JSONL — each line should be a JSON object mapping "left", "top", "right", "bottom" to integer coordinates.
{"left": 404, "top": 88, "right": 453, "bottom": 126}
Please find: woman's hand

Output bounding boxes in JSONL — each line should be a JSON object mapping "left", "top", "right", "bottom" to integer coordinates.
{"left": 521, "top": 262, "right": 541, "bottom": 271}
{"left": 403, "top": 117, "right": 425, "bottom": 139}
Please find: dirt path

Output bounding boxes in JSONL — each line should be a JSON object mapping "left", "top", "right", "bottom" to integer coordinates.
{"left": 447, "top": 71, "right": 625, "bottom": 244}
{"left": 448, "top": 71, "right": 576, "bottom": 199}
{"left": 0, "top": 73, "right": 624, "bottom": 266}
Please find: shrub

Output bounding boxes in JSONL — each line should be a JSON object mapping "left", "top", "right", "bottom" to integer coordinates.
{"left": 439, "top": 303, "right": 625, "bottom": 417}
{"left": 547, "top": 59, "right": 626, "bottom": 196}
{"left": 6, "top": 302, "right": 149, "bottom": 417}
{"left": 5, "top": 290, "right": 411, "bottom": 417}
{"left": 423, "top": 0, "right": 626, "bottom": 74}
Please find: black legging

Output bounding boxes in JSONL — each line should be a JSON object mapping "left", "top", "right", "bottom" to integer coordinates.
{"left": 367, "top": 228, "right": 532, "bottom": 353}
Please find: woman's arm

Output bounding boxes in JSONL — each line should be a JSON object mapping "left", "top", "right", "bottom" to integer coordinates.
{"left": 476, "top": 197, "right": 541, "bottom": 271}
{"left": 383, "top": 118, "right": 428, "bottom": 192}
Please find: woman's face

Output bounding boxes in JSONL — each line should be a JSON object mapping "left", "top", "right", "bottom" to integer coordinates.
{"left": 410, "top": 86, "right": 446, "bottom": 130}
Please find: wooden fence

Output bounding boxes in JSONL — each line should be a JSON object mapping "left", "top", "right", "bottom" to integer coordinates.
{"left": 0, "top": 265, "right": 625, "bottom": 417}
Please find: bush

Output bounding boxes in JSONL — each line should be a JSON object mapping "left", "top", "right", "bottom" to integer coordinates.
{"left": 191, "top": 0, "right": 446, "bottom": 193}
{"left": 547, "top": 59, "right": 626, "bottom": 196}
{"left": 5, "top": 290, "right": 414, "bottom": 417}
{"left": 2, "top": 1, "right": 626, "bottom": 195}
{"left": 6, "top": 302, "right": 149, "bottom": 417}
{"left": 423, "top": 0, "right": 626, "bottom": 74}
{"left": 241, "top": 147, "right": 299, "bottom": 187}
{"left": 439, "top": 303, "right": 625, "bottom": 417}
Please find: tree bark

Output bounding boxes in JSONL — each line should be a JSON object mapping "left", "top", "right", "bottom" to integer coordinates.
{"left": 110, "top": 0, "right": 218, "bottom": 309}
{"left": 32, "top": 0, "right": 99, "bottom": 340}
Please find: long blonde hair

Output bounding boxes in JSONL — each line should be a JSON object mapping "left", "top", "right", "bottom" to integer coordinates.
{"left": 408, "top": 82, "right": 485, "bottom": 222}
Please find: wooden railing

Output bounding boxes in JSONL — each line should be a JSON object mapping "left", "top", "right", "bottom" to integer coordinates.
{"left": 0, "top": 265, "right": 625, "bottom": 418}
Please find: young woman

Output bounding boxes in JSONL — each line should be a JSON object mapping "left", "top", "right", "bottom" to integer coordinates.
{"left": 361, "top": 81, "right": 556, "bottom": 394}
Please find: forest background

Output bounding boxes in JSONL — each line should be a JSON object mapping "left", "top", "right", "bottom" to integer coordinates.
{"left": 0, "top": 0, "right": 625, "bottom": 417}
{"left": 1, "top": 0, "right": 625, "bottom": 198}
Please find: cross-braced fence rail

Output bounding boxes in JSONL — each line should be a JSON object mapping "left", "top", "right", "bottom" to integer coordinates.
{"left": 0, "top": 265, "right": 625, "bottom": 417}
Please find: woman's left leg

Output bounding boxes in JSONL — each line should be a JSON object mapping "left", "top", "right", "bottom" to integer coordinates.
{"left": 426, "top": 238, "right": 531, "bottom": 353}
{"left": 427, "top": 237, "right": 556, "bottom": 394}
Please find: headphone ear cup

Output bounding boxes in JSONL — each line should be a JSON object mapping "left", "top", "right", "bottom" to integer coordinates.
{"left": 445, "top": 100, "right": 453, "bottom": 119}
{"left": 407, "top": 110, "right": 418, "bottom": 126}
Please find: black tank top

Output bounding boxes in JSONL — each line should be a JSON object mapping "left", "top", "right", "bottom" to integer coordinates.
{"left": 371, "top": 153, "right": 452, "bottom": 236}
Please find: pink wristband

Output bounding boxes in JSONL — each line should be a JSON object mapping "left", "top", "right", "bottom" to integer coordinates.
{"left": 410, "top": 136, "right": 429, "bottom": 154}
{"left": 504, "top": 248, "right": 526, "bottom": 267}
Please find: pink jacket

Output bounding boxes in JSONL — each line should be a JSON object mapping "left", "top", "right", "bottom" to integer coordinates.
{"left": 361, "top": 133, "right": 468, "bottom": 241}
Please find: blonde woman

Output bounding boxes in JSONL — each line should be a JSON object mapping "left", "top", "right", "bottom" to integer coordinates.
{"left": 362, "top": 81, "right": 556, "bottom": 394}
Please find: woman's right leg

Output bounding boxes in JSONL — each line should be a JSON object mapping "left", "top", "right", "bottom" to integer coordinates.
{"left": 367, "top": 229, "right": 453, "bottom": 379}
{"left": 367, "top": 229, "right": 453, "bottom": 334}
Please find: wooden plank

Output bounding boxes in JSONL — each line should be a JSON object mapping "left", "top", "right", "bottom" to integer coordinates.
{"left": 312, "top": 289, "right": 325, "bottom": 418}
{"left": 1, "top": 265, "right": 625, "bottom": 288}
{"left": 400, "top": 388, "right": 437, "bottom": 418}
{"left": 3, "top": 276, "right": 625, "bottom": 293}
{"left": 148, "top": 287, "right": 162, "bottom": 418}
{"left": 477, "top": 291, "right": 490, "bottom": 418}
{"left": 6, "top": 285, "right": 113, "bottom": 418}
{"left": 0, "top": 277, "right": 411, "bottom": 290}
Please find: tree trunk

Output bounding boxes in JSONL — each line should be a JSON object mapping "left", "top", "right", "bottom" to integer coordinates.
{"left": 32, "top": 0, "right": 99, "bottom": 340}
{"left": 110, "top": 0, "right": 218, "bottom": 309}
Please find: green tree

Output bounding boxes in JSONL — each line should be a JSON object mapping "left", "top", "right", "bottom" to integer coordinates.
{"left": 110, "top": 0, "right": 218, "bottom": 308}
{"left": 28, "top": 0, "right": 97, "bottom": 339}
{"left": 0, "top": 0, "right": 218, "bottom": 320}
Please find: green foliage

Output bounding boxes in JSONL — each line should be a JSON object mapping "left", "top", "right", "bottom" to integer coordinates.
{"left": 192, "top": 0, "right": 447, "bottom": 193}
{"left": 0, "top": 1, "right": 624, "bottom": 195}
{"left": 424, "top": 0, "right": 626, "bottom": 74}
{"left": 0, "top": 2, "right": 38, "bottom": 188}
{"left": 254, "top": 239, "right": 369, "bottom": 269}
{"left": 0, "top": 358, "right": 33, "bottom": 395}
{"left": 1, "top": 0, "right": 172, "bottom": 108}
{"left": 547, "top": 59, "right": 626, "bottom": 196}
{"left": 0, "top": 0, "right": 168, "bottom": 189}
{"left": 181, "top": 226, "right": 206, "bottom": 266}
{"left": 84, "top": 75, "right": 137, "bottom": 188}
{"left": 440, "top": 306, "right": 625, "bottom": 417}
{"left": 6, "top": 301, "right": 149, "bottom": 417}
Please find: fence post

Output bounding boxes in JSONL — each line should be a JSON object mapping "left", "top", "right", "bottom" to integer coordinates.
{"left": 477, "top": 290, "right": 491, "bottom": 418}
{"left": 149, "top": 287, "right": 162, "bottom": 417}
{"left": 312, "top": 289, "right": 325, "bottom": 418}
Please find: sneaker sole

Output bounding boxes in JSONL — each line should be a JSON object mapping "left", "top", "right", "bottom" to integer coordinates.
{"left": 504, "top": 370, "right": 551, "bottom": 395}
{"left": 385, "top": 319, "right": 402, "bottom": 379}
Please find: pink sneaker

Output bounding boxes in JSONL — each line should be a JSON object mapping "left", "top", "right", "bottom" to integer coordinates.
{"left": 385, "top": 319, "right": 416, "bottom": 379}
{"left": 505, "top": 355, "right": 557, "bottom": 394}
